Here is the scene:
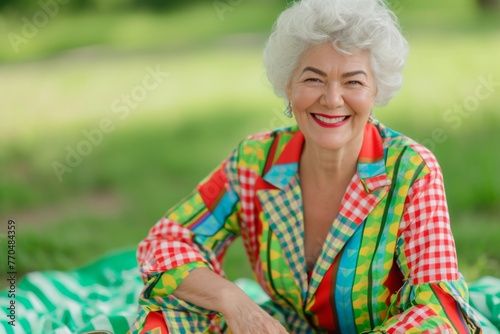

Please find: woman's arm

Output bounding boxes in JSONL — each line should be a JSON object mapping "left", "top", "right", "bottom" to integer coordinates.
{"left": 137, "top": 159, "right": 241, "bottom": 297}
{"left": 372, "top": 161, "right": 482, "bottom": 333}
{"left": 137, "top": 145, "right": 288, "bottom": 333}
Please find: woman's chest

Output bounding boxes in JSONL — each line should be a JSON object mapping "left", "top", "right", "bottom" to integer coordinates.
{"left": 302, "top": 189, "right": 344, "bottom": 272}
{"left": 299, "top": 161, "right": 353, "bottom": 271}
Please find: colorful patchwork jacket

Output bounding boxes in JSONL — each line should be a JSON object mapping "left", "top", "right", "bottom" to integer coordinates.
{"left": 131, "top": 117, "right": 482, "bottom": 333}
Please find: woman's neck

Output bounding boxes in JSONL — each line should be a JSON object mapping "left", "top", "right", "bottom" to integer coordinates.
{"left": 299, "top": 137, "right": 362, "bottom": 189}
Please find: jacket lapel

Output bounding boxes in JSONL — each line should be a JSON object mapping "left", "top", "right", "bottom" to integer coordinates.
{"left": 306, "top": 174, "right": 390, "bottom": 302}
{"left": 257, "top": 129, "right": 309, "bottom": 299}
{"left": 257, "top": 174, "right": 309, "bottom": 299}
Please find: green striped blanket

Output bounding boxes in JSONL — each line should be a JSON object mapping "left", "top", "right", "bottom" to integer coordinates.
{"left": 1, "top": 250, "right": 141, "bottom": 334}
{"left": 2, "top": 250, "right": 500, "bottom": 333}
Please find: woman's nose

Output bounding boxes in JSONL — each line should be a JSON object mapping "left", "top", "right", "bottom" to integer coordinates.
{"left": 320, "top": 83, "right": 344, "bottom": 109}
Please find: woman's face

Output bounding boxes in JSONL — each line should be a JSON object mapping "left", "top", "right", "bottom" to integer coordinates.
{"left": 286, "top": 42, "right": 377, "bottom": 152}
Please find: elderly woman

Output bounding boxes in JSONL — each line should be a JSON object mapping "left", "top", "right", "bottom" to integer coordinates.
{"left": 130, "top": 0, "right": 482, "bottom": 332}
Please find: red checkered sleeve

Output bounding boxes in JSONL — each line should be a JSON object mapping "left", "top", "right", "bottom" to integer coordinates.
{"left": 136, "top": 149, "right": 242, "bottom": 296}
{"left": 137, "top": 218, "right": 210, "bottom": 281}
{"left": 399, "top": 164, "right": 460, "bottom": 285}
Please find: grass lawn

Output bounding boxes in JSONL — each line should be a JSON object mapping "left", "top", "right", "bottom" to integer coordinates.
{"left": 1, "top": 0, "right": 499, "bottom": 286}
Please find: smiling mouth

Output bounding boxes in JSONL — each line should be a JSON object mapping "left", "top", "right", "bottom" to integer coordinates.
{"left": 311, "top": 114, "right": 350, "bottom": 127}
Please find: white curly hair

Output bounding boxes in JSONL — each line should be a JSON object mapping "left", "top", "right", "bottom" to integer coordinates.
{"left": 263, "top": 0, "right": 409, "bottom": 106}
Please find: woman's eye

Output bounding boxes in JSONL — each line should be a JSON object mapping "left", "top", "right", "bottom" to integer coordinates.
{"left": 347, "top": 80, "right": 362, "bottom": 85}
{"left": 305, "top": 78, "right": 322, "bottom": 83}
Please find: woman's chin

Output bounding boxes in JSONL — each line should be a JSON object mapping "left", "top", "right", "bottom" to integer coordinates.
{"left": 309, "top": 136, "right": 350, "bottom": 152}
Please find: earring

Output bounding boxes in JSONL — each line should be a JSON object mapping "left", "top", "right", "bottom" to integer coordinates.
{"left": 284, "top": 101, "right": 293, "bottom": 118}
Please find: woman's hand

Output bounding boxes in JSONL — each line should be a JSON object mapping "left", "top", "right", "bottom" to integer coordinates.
{"left": 173, "top": 268, "right": 288, "bottom": 333}
{"left": 219, "top": 289, "right": 289, "bottom": 334}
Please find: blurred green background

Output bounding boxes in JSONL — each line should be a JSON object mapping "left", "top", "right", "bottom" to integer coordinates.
{"left": 0, "top": 0, "right": 499, "bottom": 286}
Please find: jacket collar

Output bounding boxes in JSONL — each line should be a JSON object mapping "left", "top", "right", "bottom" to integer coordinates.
{"left": 262, "top": 118, "right": 391, "bottom": 192}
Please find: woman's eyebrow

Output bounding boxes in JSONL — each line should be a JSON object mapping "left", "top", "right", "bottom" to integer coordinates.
{"left": 301, "top": 66, "right": 327, "bottom": 77}
{"left": 341, "top": 70, "right": 367, "bottom": 78}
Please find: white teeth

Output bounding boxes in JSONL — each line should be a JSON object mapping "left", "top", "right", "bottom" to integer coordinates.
{"left": 313, "top": 114, "right": 348, "bottom": 124}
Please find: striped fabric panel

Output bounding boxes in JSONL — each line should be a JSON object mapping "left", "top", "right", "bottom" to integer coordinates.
{"left": 1, "top": 250, "right": 141, "bottom": 334}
